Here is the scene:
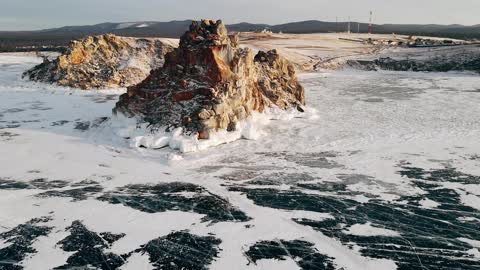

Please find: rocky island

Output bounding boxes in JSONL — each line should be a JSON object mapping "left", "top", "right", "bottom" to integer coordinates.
{"left": 114, "top": 20, "right": 305, "bottom": 140}
{"left": 23, "top": 34, "right": 175, "bottom": 89}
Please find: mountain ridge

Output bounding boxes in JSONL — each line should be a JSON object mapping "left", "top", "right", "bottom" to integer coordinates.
{"left": 2, "top": 19, "right": 479, "bottom": 34}
{"left": 1, "top": 19, "right": 479, "bottom": 52}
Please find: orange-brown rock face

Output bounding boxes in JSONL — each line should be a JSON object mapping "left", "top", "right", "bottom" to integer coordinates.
{"left": 114, "top": 19, "right": 305, "bottom": 138}
{"left": 23, "top": 34, "right": 174, "bottom": 89}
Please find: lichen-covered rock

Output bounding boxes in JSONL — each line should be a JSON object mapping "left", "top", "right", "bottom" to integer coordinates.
{"left": 114, "top": 20, "right": 305, "bottom": 139}
{"left": 23, "top": 34, "right": 175, "bottom": 89}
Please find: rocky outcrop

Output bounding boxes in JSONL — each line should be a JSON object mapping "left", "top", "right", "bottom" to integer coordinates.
{"left": 349, "top": 56, "right": 480, "bottom": 72}
{"left": 347, "top": 45, "right": 480, "bottom": 73}
{"left": 114, "top": 20, "right": 304, "bottom": 139}
{"left": 23, "top": 34, "right": 175, "bottom": 89}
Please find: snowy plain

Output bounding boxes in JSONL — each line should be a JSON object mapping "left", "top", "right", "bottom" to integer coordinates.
{"left": 0, "top": 53, "right": 479, "bottom": 269}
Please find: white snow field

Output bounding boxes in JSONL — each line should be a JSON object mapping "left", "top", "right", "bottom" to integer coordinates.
{"left": 0, "top": 53, "right": 480, "bottom": 270}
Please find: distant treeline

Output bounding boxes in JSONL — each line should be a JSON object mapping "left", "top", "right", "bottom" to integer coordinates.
{"left": 0, "top": 32, "right": 74, "bottom": 52}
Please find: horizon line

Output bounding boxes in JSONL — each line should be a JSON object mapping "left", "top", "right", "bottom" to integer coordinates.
{"left": 0, "top": 19, "right": 478, "bottom": 32}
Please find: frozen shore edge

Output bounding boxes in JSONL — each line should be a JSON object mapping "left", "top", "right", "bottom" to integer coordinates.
{"left": 109, "top": 107, "right": 319, "bottom": 153}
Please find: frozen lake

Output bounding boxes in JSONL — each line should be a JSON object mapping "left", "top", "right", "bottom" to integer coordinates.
{"left": 1, "top": 54, "right": 480, "bottom": 270}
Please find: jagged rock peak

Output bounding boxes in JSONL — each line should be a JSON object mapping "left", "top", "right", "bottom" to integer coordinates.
{"left": 114, "top": 20, "right": 305, "bottom": 139}
{"left": 180, "top": 19, "right": 233, "bottom": 48}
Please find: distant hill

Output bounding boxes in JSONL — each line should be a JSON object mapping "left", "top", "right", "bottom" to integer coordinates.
{"left": 267, "top": 21, "right": 480, "bottom": 39}
{"left": 1, "top": 20, "right": 479, "bottom": 52}
{"left": 0, "top": 20, "right": 192, "bottom": 52}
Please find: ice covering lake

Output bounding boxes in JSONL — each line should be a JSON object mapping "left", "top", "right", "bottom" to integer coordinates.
{"left": 1, "top": 54, "right": 480, "bottom": 270}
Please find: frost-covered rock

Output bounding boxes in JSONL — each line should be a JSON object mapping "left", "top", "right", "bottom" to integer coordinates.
{"left": 114, "top": 19, "right": 305, "bottom": 139}
{"left": 348, "top": 45, "right": 480, "bottom": 73}
{"left": 23, "top": 34, "right": 175, "bottom": 89}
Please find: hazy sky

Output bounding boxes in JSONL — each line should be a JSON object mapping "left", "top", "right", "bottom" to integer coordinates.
{"left": 1, "top": 0, "right": 479, "bottom": 31}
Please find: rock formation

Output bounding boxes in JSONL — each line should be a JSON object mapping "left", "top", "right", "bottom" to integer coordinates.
{"left": 114, "top": 20, "right": 305, "bottom": 139}
{"left": 349, "top": 56, "right": 480, "bottom": 73}
{"left": 23, "top": 34, "right": 175, "bottom": 89}
{"left": 347, "top": 45, "right": 480, "bottom": 73}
